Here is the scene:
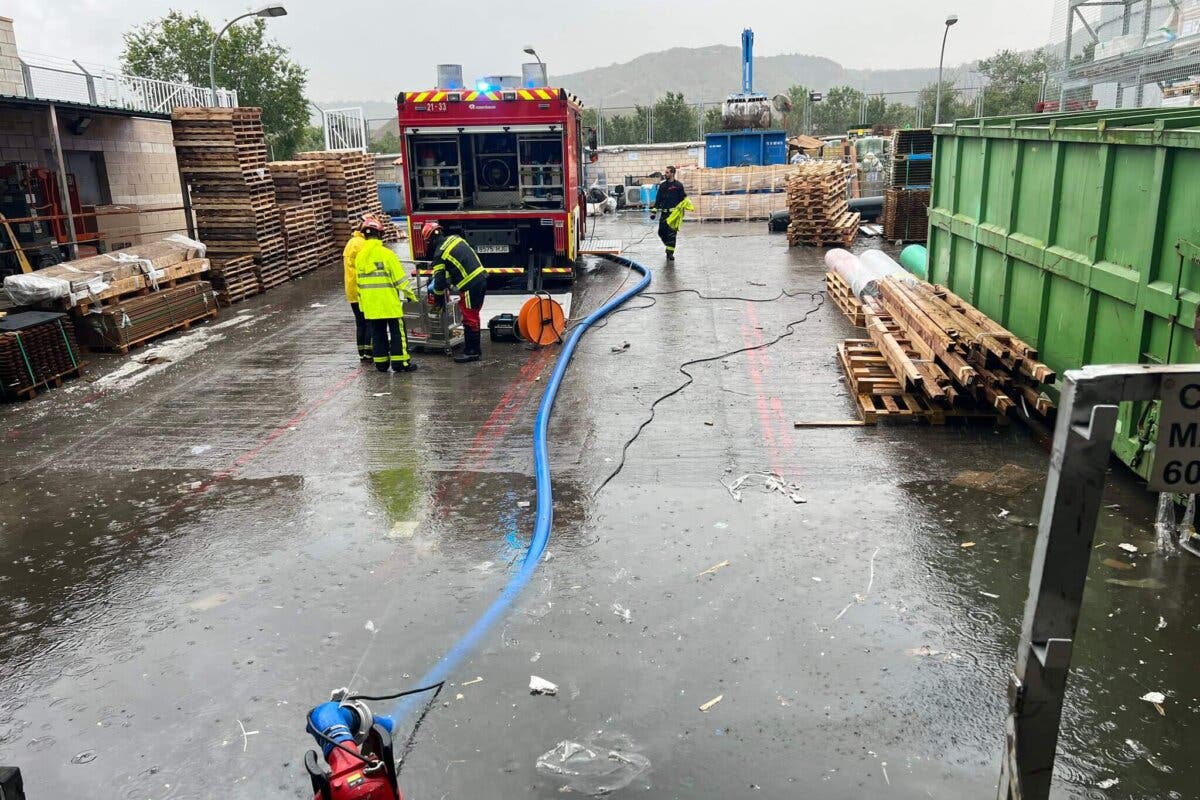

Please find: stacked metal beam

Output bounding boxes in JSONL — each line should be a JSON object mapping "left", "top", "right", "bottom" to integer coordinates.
{"left": 171, "top": 107, "right": 285, "bottom": 292}
{"left": 785, "top": 162, "right": 859, "bottom": 248}
{"left": 0, "top": 312, "right": 85, "bottom": 400}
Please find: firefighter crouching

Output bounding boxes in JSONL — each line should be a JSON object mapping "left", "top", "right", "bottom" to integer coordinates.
{"left": 424, "top": 223, "right": 486, "bottom": 364}
{"left": 355, "top": 217, "right": 419, "bottom": 373}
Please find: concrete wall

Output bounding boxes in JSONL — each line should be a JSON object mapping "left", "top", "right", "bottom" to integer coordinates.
{"left": 586, "top": 142, "right": 704, "bottom": 187}
{"left": 0, "top": 106, "right": 186, "bottom": 249}
{"left": 0, "top": 18, "right": 24, "bottom": 97}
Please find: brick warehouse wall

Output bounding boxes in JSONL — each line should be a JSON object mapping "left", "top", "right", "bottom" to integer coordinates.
{"left": 0, "top": 18, "right": 23, "bottom": 97}
{"left": 586, "top": 142, "right": 704, "bottom": 187}
{"left": 0, "top": 108, "right": 186, "bottom": 249}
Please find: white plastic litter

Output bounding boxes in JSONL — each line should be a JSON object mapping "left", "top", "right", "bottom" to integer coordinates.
{"left": 529, "top": 676, "right": 558, "bottom": 695}
{"left": 1140, "top": 691, "right": 1166, "bottom": 705}
{"left": 611, "top": 603, "right": 632, "bottom": 623}
{"left": 163, "top": 232, "right": 207, "bottom": 258}
{"left": 3, "top": 273, "right": 72, "bottom": 305}
{"left": 1118, "top": 543, "right": 1139, "bottom": 553}
{"left": 535, "top": 731, "right": 650, "bottom": 795}
{"left": 724, "top": 471, "right": 806, "bottom": 504}
{"left": 1097, "top": 777, "right": 1119, "bottom": 789}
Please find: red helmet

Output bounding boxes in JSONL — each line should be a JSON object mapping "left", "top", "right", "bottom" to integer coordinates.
{"left": 361, "top": 215, "right": 384, "bottom": 235}
{"left": 420, "top": 222, "right": 443, "bottom": 243}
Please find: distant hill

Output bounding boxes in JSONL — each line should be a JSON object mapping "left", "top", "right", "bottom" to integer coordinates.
{"left": 551, "top": 45, "right": 968, "bottom": 107}
{"left": 318, "top": 44, "right": 975, "bottom": 128}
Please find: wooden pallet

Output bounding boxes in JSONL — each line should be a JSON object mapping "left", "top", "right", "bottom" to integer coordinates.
{"left": 837, "top": 339, "right": 1008, "bottom": 426}
{"left": 825, "top": 271, "right": 866, "bottom": 327}
{"left": 2, "top": 364, "right": 86, "bottom": 401}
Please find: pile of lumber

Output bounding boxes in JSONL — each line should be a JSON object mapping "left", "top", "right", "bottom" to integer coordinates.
{"left": 0, "top": 312, "right": 85, "bottom": 401}
{"left": 883, "top": 188, "right": 930, "bottom": 243}
{"left": 209, "top": 255, "right": 260, "bottom": 305}
{"left": 75, "top": 281, "right": 219, "bottom": 354}
{"left": 295, "top": 149, "right": 401, "bottom": 243}
{"left": 859, "top": 276, "right": 1055, "bottom": 420}
{"left": 268, "top": 160, "right": 337, "bottom": 275}
{"left": 171, "top": 107, "right": 287, "bottom": 292}
{"left": 785, "top": 162, "right": 859, "bottom": 248}
{"left": 2, "top": 237, "right": 208, "bottom": 312}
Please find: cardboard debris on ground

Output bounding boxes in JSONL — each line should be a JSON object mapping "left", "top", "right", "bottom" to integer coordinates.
{"left": 950, "top": 464, "right": 1041, "bottom": 497}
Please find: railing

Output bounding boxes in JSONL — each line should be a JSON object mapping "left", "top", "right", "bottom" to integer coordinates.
{"left": 19, "top": 60, "right": 238, "bottom": 114}
{"left": 325, "top": 107, "right": 367, "bottom": 151}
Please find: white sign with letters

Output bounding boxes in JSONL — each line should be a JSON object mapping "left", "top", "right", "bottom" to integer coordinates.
{"left": 1149, "top": 374, "right": 1200, "bottom": 492}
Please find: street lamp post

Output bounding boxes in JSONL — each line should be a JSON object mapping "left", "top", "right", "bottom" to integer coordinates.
{"left": 209, "top": 4, "right": 288, "bottom": 102}
{"left": 934, "top": 13, "right": 959, "bottom": 126}
{"left": 523, "top": 45, "right": 545, "bottom": 86}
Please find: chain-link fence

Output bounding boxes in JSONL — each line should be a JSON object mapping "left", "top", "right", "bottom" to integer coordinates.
{"left": 1047, "top": 0, "right": 1200, "bottom": 110}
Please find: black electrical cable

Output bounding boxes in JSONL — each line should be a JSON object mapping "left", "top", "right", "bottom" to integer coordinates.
{"left": 592, "top": 290, "right": 826, "bottom": 497}
{"left": 306, "top": 682, "right": 446, "bottom": 775}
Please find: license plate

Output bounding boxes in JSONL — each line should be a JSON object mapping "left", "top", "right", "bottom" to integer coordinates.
{"left": 476, "top": 244, "right": 510, "bottom": 253}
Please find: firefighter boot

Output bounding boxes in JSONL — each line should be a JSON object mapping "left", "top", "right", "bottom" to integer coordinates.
{"left": 455, "top": 329, "right": 482, "bottom": 364}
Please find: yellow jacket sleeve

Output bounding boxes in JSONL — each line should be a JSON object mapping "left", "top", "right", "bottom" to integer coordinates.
{"left": 386, "top": 252, "right": 418, "bottom": 304}
{"left": 343, "top": 233, "right": 365, "bottom": 303}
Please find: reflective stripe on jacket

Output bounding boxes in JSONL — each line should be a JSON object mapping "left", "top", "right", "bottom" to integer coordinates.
{"left": 429, "top": 235, "right": 486, "bottom": 297}
{"left": 666, "top": 197, "right": 695, "bottom": 230}
{"left": 343, "top": 231, "right": 366, "bottom": 303}
{"left": 355, "top": 239, "right": 416, "bottom": 319}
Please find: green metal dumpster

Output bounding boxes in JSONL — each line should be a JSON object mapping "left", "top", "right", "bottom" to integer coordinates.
{"left": 927, "top": 107, "right": 1200, "bottom": 481}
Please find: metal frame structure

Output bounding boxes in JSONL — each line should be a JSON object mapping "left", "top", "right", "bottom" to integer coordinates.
{"left": 998, "top": 363, "right": 1199, "bottom": 800}
{"left": 1055, "top": 0, "right": 1200, "bottom": 107}
{"left": 324, "top": 107, "right": 367, "bottom": 152}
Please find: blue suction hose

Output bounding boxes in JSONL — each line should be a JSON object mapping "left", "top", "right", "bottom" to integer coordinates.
{"left": 392, "top": 255, "right": 652, "bottom": 720}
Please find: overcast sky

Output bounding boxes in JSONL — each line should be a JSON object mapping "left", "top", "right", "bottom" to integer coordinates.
{"left": 9, "top": 0, "right": 1053, "bottom": 102}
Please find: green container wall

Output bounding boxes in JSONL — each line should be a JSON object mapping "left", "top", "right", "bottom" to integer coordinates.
{"left": 928, "top": 107, "right": 1200, "bottom": 480}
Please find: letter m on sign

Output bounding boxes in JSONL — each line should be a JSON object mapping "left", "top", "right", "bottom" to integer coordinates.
{"left": 1170, "top": 422, "right": 1199, "bottom": 448}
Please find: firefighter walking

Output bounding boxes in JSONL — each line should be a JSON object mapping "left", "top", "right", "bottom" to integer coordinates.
{"left": 652, "top": 165, "right": 689, "bottom": 261}
{"left": 423, "top": 223, "right": 487, "bottom": 364}
{"left": 342, "top": 216, "right": 376, "bottom": 361}
{"left": 355, "top": 218, "right": 418, "bottom": 373}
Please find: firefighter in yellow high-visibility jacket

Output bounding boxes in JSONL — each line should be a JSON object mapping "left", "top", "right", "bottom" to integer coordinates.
{"left": 342, "top": 218, "right": 373, "bottom": 362}
{"left": 355, "top": 218, "right": 418, "bottom": 373}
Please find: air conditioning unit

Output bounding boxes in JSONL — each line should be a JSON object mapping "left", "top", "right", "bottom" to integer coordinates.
{"left": 624, "top": 186, "right": 643, "bottom": 206}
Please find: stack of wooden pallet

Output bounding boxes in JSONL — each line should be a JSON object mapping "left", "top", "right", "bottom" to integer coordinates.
{"left": 882, "top": 188, "right": 930, "bottom": 243}
{"left": 0, "top": 312, "right": 85, "bottom": 401}
{"left": 209, "top": 255, "right": 260, "bottom": 305}
{"left": 295, "top": 149, "right": 401, "bottom": 243}
{"left": 830, "top": 272, "right": 1056, "bottom": 425}
{"left": 891, "top": 128, "right": 933, "bottom": 187}
{"left": 75, "top": 281, "right": 219, "bottom": 354}
{"left": 785, "top": 162, "right": 859, "bottom": 248}
{"left": 2, "top": 237, "right": 209, "bottom": 312}
{"left": 268, "top": 160, "right": 337, "bottom": 275}
{"left": 171, "top": 107, "right": 287, "bottom": 293}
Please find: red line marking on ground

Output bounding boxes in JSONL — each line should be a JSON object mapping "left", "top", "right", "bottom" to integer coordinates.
{"left": 740, "top": 323, "right": 783, "bottom": 476}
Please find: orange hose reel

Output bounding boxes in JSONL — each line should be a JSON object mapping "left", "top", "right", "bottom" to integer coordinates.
{"left": 516, "top": 294, "right": 566, "bottom": 346}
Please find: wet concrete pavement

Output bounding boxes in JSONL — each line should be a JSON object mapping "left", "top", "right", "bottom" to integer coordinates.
{"left": 1, "top": 213, "right": 1198, "bottom": 799}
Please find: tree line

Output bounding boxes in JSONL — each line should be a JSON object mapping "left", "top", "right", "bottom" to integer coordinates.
{"left": 586, "top": 49, "right": 1053, "bottom": 145}
{"left": 119, "top": 12, "right": 1052, "bottom": 156}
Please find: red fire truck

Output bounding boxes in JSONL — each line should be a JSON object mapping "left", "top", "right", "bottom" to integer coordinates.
{"left": 397, "top": 84, "right": 588, "bottom": 291}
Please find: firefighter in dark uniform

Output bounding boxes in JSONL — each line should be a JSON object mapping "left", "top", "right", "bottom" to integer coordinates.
{"left": 423, "top": 223, "right": 487, "bottom": 364}
{"left": 651, "top": 165, "right": 688, "bottom": 260}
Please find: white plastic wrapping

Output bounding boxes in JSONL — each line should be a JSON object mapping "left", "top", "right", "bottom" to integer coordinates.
{"left": 3, "top": 273, "right": 73, "bottom": 305}
{"left": 162, "top": 233, "right": 207, "bottom": 259}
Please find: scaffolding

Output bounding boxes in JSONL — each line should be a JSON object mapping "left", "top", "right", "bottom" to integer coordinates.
{"left": 1048, "top": 0, "right": 1200, "bottom": 109}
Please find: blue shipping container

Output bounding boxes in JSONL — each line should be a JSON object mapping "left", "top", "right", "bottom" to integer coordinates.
{"left": 704, "top": 130, "right": 787, "bottom": 168}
